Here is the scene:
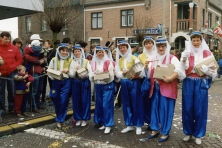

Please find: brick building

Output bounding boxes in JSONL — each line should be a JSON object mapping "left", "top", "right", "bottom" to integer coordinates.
{"left": 18, "top": 0, "right": 222, "bottom": 51}
{"left": 18, "top": 1, "right": 84, "bottom": 45}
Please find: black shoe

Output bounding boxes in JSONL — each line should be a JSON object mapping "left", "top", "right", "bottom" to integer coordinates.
{"left": 32, "top": 109, "right": 41, "bottom": 113}
{"left": 148, "top": 131, "right": 160, "bottom": 139}
{"left": 158, "top": 135, "right": 170, "bottom": 142}
{"left": 38, "top": 105, "right": 46, "bottom": 109}
{"left": 94, "top": 124, "right": 103, "bottom": 128}
{"left": 8, "top": 108, "right": 14, "bottom": 113}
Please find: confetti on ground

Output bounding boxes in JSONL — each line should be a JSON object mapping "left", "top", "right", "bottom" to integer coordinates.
{"left": 139, "top": 138, "right": 148, "bottom": 142}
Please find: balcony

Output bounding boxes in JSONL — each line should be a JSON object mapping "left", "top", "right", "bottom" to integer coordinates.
{"left": 176, "top": 19, "right": 197, "bottom": 32}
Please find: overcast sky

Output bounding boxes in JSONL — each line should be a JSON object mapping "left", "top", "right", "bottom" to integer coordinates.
{"left": 0, "top": 17, "right": 18, "bottom": 40}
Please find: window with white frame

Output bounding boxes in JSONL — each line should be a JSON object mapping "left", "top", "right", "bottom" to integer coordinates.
{"left": 208, "top": 12, "right": 212, "bottom": 28}
{"left": 116, "top": 38, "right": 125, "bottom": 47}
{"left": 121, "top": 10, "right": 133, "bottom": 27}
{"left": 41, "top": 18, "right": 47, "bottom": 31}
{"left": 128, "top": 38, "right": 137, "bottom": 44}
{"left": 91, "top": 39, "right": 100, "bottom": 45}
{"left": 202, "top": 9, "right": 205, "bottom": 27}
{"left": 215, "top": 16, "right": 219, "bottom": 22}
{"left": 26, "top": 17, "right": 31, "bottom": 32}
{"left": 92, "top": 12, "right": 102, "bottom": 29}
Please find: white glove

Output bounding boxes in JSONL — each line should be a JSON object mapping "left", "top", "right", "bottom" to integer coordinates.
{"left": 94, "top": 70, "right": 102, "bottom": 74}
{"left": 180, "top": 52, "right": 190, "bottom": 62}
{"left": 200, "top": 64, "right": 212, "bottom": 76}
{"left": 208, "top": 62, "right": 216, "bottom": 69}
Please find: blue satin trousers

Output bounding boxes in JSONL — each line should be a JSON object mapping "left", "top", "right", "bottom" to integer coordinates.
{"left": 121, "top": 79, "right": 144, "bottom": 127}
{"left": 51, "top": 78, "right": 71, "bottom": 123}
{"left": 142, "top": 78, "right": 152, "bottom": 124}
{"left": 150, "top": 82, "right": 175, "bottom": 135}
{"left": 71, "top": 78, "right": 91, "bottom": 121}
{"left": 94, "top": 82, "right": 114, "bottom": 127}
{"left": 182, "top": 77, "right": 209, "bottom": 138}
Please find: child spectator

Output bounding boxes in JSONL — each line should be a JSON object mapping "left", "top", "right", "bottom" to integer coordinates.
{"left": 14, "top": 65, "right": 34, "bottom": 118}
{"left": 25, "top": 40, "right": 45, "bottom": 72}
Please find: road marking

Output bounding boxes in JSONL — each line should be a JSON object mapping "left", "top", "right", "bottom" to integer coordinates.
{"left": 25, "top": 127, "right": 123, "bottom": 148}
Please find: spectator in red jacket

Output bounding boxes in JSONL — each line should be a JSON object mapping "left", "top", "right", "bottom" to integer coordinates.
{"left": 0, "top": 31, "right": 23, "bottom": 114}
{"left": 24, "top": 35, "right": 46, "bottom": 113}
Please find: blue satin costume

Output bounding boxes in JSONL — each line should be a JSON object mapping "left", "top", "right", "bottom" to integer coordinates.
{"left": 121, "top": 79, "right": 144, "bottom": 127}
{"left": 142, "top": 78, "right": 152, "bottom": 124}
{"left": 51, "top": 78, "right": 71, "bottom": 123}
{"left": 94, "top": 82, "right": 115, "bottom": 127}
{"left": 71, "top": 78, "right": 91, "bottom": 121}
{"left": 150, "top": 82, "right": 176, "bottom": 135}
{"left": 182, "top": 77, "right": 211, "bottom": 138}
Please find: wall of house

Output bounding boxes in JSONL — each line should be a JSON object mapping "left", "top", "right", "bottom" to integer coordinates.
{"left": 18, "top": 0, "right": 222, "bottom": 51}
{"left": 85, "top": 0, "right": 173, "bottom": 47}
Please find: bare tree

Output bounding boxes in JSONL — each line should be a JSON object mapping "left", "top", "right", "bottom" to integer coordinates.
{"left": 131, "top": 15, "right": 154, "bottom": 46}
{"left": 33, "top": 0, "right": 81, "bottom": 42}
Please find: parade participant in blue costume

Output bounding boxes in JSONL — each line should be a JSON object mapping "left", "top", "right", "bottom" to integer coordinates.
{"left": 48, "top": 43, "right": 72, "bottom": 130}
{"left": 181, "top": 31, "right": 217, "bottom": 145}
{"left": 115, "top": 40, "right": 144, "bottom": 135}
{"left": 68, "top": 45, "right": 91, "bottom": 127}
{"left": 138, "top": 36, "right": 157, "bottom": 130}
{"left": 147, "top": 38, "right": 185, "bottom": 142}
{"left": 89, "top": 46, "right": 115, "bottom": 134}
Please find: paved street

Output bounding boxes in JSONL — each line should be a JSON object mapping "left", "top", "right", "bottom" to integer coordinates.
{"left": 0, "top": 78, "right": 222, "bottom": 148}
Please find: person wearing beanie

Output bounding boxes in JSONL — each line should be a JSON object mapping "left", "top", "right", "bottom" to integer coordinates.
{"left": 24, "top": 37, "right": 46, "bottom": 113}
{"left": 48, "top": 43, "right": 72, "bottom": 130}
{"left": 25, "top": 40, "right": 44, "bottom": 72}
{"left": 28, "top": 34, "right": 42, "bottom": 48}
{"left": 68, "top": 45, "right": 91, "bottom": 127}
{"left": 89, "top": 46, "right": 115, "bottom": 134}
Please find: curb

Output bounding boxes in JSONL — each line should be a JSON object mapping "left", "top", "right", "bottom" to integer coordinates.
{"left": 0, "top": 106, "right": 95, "bottom": 137}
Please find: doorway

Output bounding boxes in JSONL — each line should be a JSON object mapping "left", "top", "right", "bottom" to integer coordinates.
{"left": 175, "top": 36, "right": 186, "bottom": 51}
